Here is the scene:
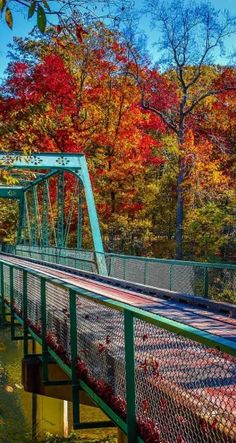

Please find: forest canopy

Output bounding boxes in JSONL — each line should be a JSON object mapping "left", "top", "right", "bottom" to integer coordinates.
{"left": 0, "top": 0, "right": 235, "bottom": 261}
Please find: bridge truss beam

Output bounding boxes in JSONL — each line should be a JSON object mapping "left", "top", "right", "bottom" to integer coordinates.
{"left": 0, "top": 152, "right": 107, "bottom": 275}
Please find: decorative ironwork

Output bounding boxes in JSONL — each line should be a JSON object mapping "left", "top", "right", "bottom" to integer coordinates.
{"left": 25, "top": 155, "right": 43, "bottom": 166}
{"left": 42, "top": 181, "right": 49, "bottom": 248}
{"left": 55, "top": 156, "right": 70, "bottom": 166}
{"left": 57, "top": 171, "right": 64, "bottom": 248}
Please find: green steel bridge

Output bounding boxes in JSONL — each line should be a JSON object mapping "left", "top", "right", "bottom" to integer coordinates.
{"left": 0, "top": 152, "right": 236, "bottom": 443}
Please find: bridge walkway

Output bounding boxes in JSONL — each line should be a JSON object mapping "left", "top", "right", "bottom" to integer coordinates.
{"left": 0, "top": 254, "right": 236, "bottom": 443}
{"left": 2, "top": 254, "right": 236, "bottom": 343}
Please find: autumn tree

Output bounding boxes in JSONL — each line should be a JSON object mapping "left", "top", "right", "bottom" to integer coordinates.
{"left": 132, "top": 0, "right": 236, "bottom": 259}
{"left": 0, "top": 24, "right": 164, "bottom": 250}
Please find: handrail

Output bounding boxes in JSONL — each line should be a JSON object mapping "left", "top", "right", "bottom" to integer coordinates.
{"left": 1, "top": 256, "right": 235, "bottom": 355}
{"left": 12, "top": 244, "right": 236, "bottom": 269}
{"left": 107, "top": 252, "right": 236, "bottom": 269}
{"left": 1, "top": 257, "right": 236, "bottom": 443}
{"left": 9, "top": 245, "right": 236, "bottom": 303}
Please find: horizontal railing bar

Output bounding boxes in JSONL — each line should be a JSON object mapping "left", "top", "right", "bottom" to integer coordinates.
{"left": 79, "top": 379, "right": 128, "bottom": 435}
{"left": 107, "top": 252, "right": 236, "bottom": 270}
{"left": 14, "top": 245, "right": 236, "bottom": 269}
{"left": 19, "top": 251, "right": 96, "bottom": 265}
{"left": 2, "top": 258, "right": 236, "bottom": 356}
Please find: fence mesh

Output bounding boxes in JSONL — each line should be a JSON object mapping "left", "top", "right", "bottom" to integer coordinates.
{"left": 1, "top": 258, "right": 236, "bottom": 443}
{"left": 10, "top": 246, "right": 236, "bottom": 304}
{"left": 3, "top": 264, "right": 10, "bottom": 302}
{"left": 15, "top": 246, "right": 96, "bottom": 272}
{"left": 108, "top": 256, "right": 236, "bottom": 304}
{"left": 26, "top": 274, "right": 41, "bottom": 334}
{"left": 134, "top": 318, "right": 236, "bottom": 443}
{"left": 13, "top": 268, "right": 23, "bottom": 315}
{"left": 208, "top": 268, "right": 236, "bottom": 303}
{"left": 45, "top": 281, "right": 71, "bottom": 363}
{"left": 75, "top": 296, "right": 126, "bottom": 417}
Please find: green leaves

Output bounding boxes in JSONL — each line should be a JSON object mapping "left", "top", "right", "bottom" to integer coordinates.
{"left": 37, "top": 5, "right": 46, "bottom": 33}
{"left": 29, "top": 1, "right": 51, "bottom": 33}
{"left": 0, "top": 0, "right": 50, "bottom": 32}
{"left": 28, "top": 1, "right": 36, "bottom": 19}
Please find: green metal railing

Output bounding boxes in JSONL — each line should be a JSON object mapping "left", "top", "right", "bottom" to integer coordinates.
{"left": 3, "top": 245, "right": 236, "bottom": 304}
{"left": 0, "top": 257, "right": 236, "bottom": 442}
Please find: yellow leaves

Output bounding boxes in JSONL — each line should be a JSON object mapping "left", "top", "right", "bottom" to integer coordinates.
{"left": 5, "top": 7, "right": 13, "bottom": 29}
{"left": 5, "top": 385, "right": 14, "bottom": 393}
{"left": 0, "top": 170, "right": 18, "bottom": 185}
{"left": 0, "top": 0, "right": 13, "bottom": 30}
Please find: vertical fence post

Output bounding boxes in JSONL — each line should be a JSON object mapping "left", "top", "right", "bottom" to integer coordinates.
{"left": 108, "top": 254, "right": 113, "bottom": 277}
{"left": 69, "top": 288, "right": 80, "bottom": 428}
{"left": 41, "top": 277, "right": 48, "bottom": 382}
{"left": 77, "top": 184, "right": 83, "bottom": 250}
{"left": 169, "top": 265, "right": 172, "bottom": 291}
{"left": 204, "top": 267, "right": 209, "bottom": 298}
{"left": 9, "top": 266, "right": 15, "bottom": 339}
{"left": 144, "top": 260, "right": 148, "bottom": 286}
{"left": 124, "top": 310, "right": 136, "bottom": 442}
{"left": 123, "top": 259, "right": 126, "bottom": 281}
{"left": 23, "top": 270, "right": 28, "bottom": 356}
{"left": 0, "top": 262, "right": 5, "bottom": 326}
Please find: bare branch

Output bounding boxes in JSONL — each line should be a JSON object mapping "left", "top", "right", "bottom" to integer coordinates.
{"left": 142, "top": 100, "right": 178, "bottom": 133}
{"left": 184, "top": 86, "right": 236, "bottom": 116}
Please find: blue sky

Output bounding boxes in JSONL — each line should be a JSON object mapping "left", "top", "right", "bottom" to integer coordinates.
{"left": 0, "top": 0, "right": 235, "bottom": 80}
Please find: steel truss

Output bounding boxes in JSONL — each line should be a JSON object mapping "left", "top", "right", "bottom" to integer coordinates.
{"left": 0, "top": 152, "right": 107, "bottom": 275}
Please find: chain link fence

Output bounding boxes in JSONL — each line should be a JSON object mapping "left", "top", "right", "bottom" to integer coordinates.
{"left": 5, "top": 245, "right": 235, "bottom": 304}
{"left": 1, "top": 259, "right": 236, "bottom": 443}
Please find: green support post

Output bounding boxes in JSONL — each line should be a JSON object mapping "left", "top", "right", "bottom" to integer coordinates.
{"left": 17, "top": 195, "right": 25, "bottom": 245}
{"left": 77, "top": 184, "right": 83, "bottom": 250}
{"left": 23, "top": 270, "right": 28, "bottom": 356}
{"left": 69, "top": 289, "right": 80, "bottom": 428}
{"left": 144, "top": 260, "right": 148, "bottom": 285}
{"left": 57, "top": 171, "right": 65, "bottom": 248}
{"left": 9, "top": 266, "right": 15, "bottom": 340}
{"left": 0, "top": 263, "right": 5, "bottom": 326}
{"left": 78, "top": 157, "right": 107, "bottom": 275}
{"left": 124, "top": 310, "right": 136, "bottom": 442}
{"left": 123, "top": 260, "right": 126, "bottom": 281}
{"left": 31, "top": 187, "right": 38, "bottom": 246}
{"left": 169, "top": 265, "right": 172, "bottom": 291}
{"left": 204, "top": 267, "right": 209, "bottom": 298}
{"left": 41, "top": 277, "right": 48, "bottom": 382}
{"left": 24, "top": 192, "right": 31, "bottom": 245}
{"left": 42, "top": 181, "right": 49, "bottom": 248}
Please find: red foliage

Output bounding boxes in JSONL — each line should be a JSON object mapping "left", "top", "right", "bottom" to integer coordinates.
{"left": 32, "top": 54, "right": 77, "bottom": 113}
{"left": 75, "top": 25, "right": 88, "bottom": 43}
{"left": 143, "top": 70, "right": 178, "bottom": 111}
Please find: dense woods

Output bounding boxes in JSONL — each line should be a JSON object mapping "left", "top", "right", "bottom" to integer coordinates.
{"left": 0, "top": 1, "right": 235, "bottom": 261}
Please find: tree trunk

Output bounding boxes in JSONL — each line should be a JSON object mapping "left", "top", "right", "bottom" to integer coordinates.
{"left": 175, "top": 156, "right": 184, "bottom": 259}
{"left": 176, "top": 119, "right": 185, "bottom": 260}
